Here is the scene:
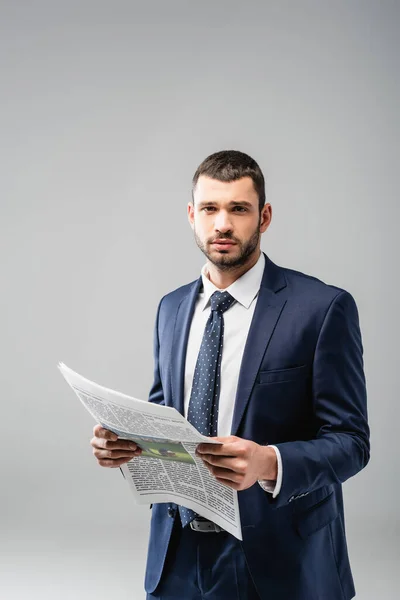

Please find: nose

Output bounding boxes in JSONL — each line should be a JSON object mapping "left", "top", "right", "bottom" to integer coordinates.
{"left": 214, "top": 210, "right": 233, "bottom": 234}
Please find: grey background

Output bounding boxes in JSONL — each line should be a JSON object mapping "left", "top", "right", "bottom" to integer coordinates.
{"left": 1, "top": 1, "right": 398, "bottom": 598}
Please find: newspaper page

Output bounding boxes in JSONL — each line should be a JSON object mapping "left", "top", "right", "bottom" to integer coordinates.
{"left": 58, "top": 363, "right": 242, "bottom": 540}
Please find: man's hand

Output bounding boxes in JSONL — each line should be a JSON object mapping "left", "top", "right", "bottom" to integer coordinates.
{"left": 90, "top": 424, "right": 142, "bottom": 468}
{"left": 195, "top": 436, "right": 277, "bottom": 491}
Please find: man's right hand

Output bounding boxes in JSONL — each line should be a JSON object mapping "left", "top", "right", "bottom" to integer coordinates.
{"left": 90, "top": 424, "right": 142, "bottom": 467}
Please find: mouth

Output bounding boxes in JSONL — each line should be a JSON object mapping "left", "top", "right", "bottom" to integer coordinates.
{"left": 211, "top": 241, "right": 236, "bottom": 252}
{"left": 211, "top": 240, "right": 237, "bottom": 250}
{"left": 212, "top": 239, "right": 236, "bottom": 245}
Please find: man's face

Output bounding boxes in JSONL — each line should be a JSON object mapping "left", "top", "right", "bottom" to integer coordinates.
{"left": 188, "top": 175, "right": 271, "bottom": 270}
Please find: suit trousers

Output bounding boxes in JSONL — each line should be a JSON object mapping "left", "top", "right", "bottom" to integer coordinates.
{"left": 146, "top": 516, "right": 261, "bottom": 600}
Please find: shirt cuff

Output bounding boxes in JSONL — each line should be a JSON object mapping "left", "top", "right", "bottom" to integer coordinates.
{"left": 257, "top": 445, "right": 283, "bottom": 498}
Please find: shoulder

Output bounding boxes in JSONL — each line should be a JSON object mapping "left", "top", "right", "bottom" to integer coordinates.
{"left": 156, "top": 278, "right": 200, "bottom": 316}
{"left": 283, "top": 264, "right": 344, "bottom": 294}
{"left": 275, "top": 260, "right": 358, "bottom": 314}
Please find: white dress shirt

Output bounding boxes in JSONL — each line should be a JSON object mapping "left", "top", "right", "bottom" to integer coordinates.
{"left": 183, "top": 251, "right": 283, "bottom": 497}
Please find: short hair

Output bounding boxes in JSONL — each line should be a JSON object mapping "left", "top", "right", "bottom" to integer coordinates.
{"left": 192, "top": 150, "right": 266, "bottom": 211}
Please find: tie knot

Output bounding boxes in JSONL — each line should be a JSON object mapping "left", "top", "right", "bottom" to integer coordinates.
{"left": 210, "top": 291, "right": 236, "bottom": 314}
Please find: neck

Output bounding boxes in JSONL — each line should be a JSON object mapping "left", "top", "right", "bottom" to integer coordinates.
{"left": 205, "top": 249, "right": 261, "bottom": 289}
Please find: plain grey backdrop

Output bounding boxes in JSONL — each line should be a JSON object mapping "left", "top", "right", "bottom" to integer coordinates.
{"left": 1, "top": 1, "right": 399, "bottom": 598}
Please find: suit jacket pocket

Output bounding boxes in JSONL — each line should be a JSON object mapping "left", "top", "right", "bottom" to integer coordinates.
{"left": 258, "top": 364, "right": 307, "bottom": 384}
{"left": 294, "top": 491, "right": 338, "bottom": 539}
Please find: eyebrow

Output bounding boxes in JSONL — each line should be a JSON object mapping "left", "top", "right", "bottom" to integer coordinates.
{"left": 197, "top": 200, "right": 254, "bottom": 208}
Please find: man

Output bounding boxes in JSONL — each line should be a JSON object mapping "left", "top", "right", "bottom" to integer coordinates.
{"left": 91, "top": 150, "right": 370, "bottom": 600}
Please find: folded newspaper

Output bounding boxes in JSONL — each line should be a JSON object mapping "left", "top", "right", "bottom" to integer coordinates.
{"left": 58, "top": 362, "right": 242, "bottom": 539}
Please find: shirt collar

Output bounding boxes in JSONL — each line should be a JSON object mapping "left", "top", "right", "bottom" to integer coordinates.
{"left": 200, "top": 251, "right": 265, "bottom": 310}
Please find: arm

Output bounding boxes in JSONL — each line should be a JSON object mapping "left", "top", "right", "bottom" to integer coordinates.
{"left": 197, "top": 291, "right": 369, "bottom": 501}
{"left": 268, "top": 290, "right": 370, "bottom": 508}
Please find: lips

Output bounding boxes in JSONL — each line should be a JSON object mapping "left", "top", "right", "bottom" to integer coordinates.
{"left": 212, "top": 240, "right": 236, "bottom": 245}
{"left": 211, "top": 240, "right": 237, "bottom": 251}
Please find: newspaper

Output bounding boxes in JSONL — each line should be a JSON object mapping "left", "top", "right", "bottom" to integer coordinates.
{"left": 58, "top": 362, "right": 242, "bottom": 540}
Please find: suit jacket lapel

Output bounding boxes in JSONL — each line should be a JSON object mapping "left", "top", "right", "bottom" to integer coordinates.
{"left": 170, "top": 277, "right": 202, "bottom": 415}
{"left": 230, "top": 254, "right": 287, "bottom": 435}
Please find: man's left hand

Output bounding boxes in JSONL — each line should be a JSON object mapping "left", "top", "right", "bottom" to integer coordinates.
{"left": 195, "top": 436, "right": 277, "bottom": 491}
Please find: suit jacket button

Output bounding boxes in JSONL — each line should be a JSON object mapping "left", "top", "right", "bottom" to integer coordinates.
{"left": 167, "top": 506, "right": 176, "bottom": 518}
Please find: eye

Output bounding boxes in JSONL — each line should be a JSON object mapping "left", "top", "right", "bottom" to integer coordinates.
{"left": 233, "top": 206, "right": 247, "bottom": 212}
{"left": 202, "top": 206, "right": 216, "bottom": 212}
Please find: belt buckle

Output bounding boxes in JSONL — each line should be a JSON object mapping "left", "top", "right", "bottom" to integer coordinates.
{"left": 190, "top": 518, "right": 224, "bottom": 533}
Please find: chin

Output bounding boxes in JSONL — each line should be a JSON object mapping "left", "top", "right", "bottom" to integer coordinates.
{"left": 211, "top": 254, "right": 243, "bottom": 268}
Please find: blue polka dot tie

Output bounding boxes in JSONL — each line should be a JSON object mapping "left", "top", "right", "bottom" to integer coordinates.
{"left": 179, "top": 290, "right": 236, "bottom": 527}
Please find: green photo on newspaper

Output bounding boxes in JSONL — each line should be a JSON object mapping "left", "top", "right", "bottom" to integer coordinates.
{"left": 100, "top": 426, "right": 196, "bottom": 464}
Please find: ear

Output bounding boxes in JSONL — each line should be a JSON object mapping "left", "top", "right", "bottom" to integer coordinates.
{"left": 260, "top": 204, "right": 272, "bottom": 233}
{"left": 188, "top": 202, "right": 195, "bottom": 230}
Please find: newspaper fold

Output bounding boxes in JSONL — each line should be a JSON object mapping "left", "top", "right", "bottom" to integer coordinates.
{"left": 58, "top": 362, "right": 242, "bottom": 540}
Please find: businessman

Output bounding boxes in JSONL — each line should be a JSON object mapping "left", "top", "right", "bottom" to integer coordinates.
{"left": 91, "top": 150, "right": 370, "bottom": 599}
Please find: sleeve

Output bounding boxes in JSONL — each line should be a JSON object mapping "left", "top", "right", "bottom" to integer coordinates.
{"left": 148, "top": 296, "right": 165, "bottom": 406}
{"left": 267, "top": 290, "right": 370, "bottom": 508}
{"left": 258, "top": 445, "right": 283, "bottom": 497}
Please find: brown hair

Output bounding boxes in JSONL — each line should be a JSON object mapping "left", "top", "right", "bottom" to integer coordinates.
{"left": 192, "top": 150, "right": 266, "bottom": 211}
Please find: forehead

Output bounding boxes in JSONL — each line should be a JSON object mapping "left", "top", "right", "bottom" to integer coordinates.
{"left": 194, "top": 175, "right": 258, "bottom": 204}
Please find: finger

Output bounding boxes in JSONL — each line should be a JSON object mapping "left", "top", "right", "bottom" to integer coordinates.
{"left": 93, "top": 448, "right": 141, "bottom": 461}
{"left": 200, "top": 455, "right": 246, "bottom": 473}
{"left": 93, "top": 425, "right": 118, "bottom": 442}
{"left": 196, "top": 442, "right": 239, "bottom": 457}
{"left": 212, "top": 436, "right": 238, "bottom": 443}
{"left": 90, "top": 437, "right": 139, "bottom": 451}
{"left": 215, "top": 477, "right": 241, "bottom": 490}
{"left": 204, "top": 463, "right": 243, "bottom": 483}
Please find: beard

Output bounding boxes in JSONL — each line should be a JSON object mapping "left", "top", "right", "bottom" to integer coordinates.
{"left": 194, "top": 218, "right": 261, "bottom": 271}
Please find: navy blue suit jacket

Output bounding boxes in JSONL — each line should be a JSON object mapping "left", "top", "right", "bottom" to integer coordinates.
{"left": 144, "top": 253, "right": 370, "bottom": 600}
